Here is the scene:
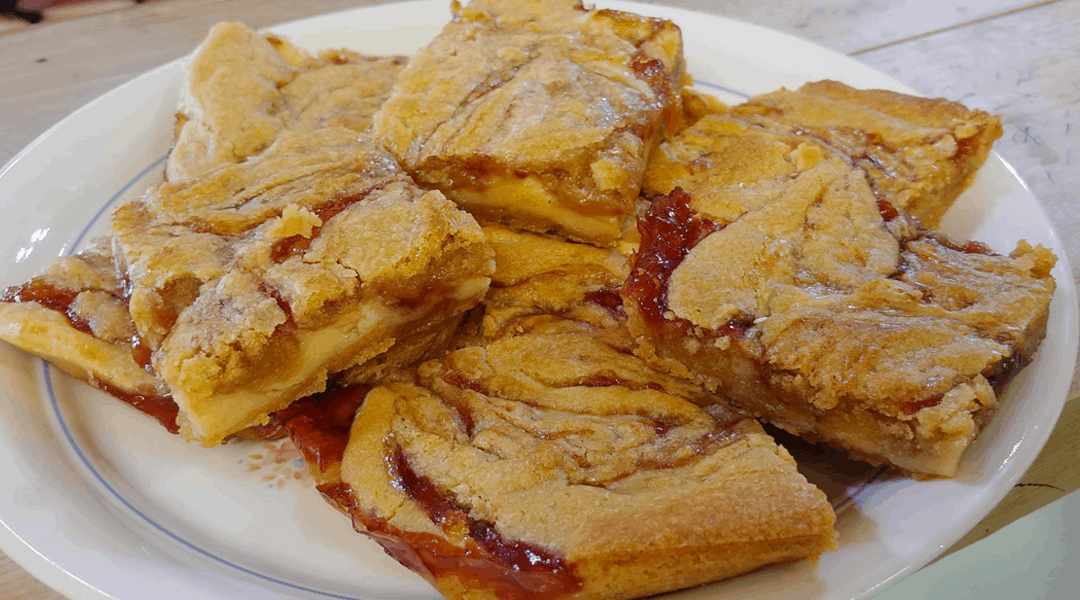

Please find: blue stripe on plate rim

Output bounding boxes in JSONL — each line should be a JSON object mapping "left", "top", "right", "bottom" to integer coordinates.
{"left": 40, "top": 80, "right": 885, "bottom": 599}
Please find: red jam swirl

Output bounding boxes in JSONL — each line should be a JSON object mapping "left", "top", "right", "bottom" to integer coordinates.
{"left": 270, "top": 186, "right": 388, "bottom": 263}
{"left": 439, "top": 372, "right": 483, "bottom": 436}
{"left": 621, "top": 188, "right": 723, "bottom": 328}
{"left": 2, "top": 278, "right": 182, "bottom": 432}
{"left": 580, "top": 374, "right": 663, "bottom": 392}
{"left": 279, "top": 384, "right": 370, "bottom": 471}
{"left": 443, "top": 371, "right": 488, "bottom": 396}
{"left": 389, "top": 449, "right": 582, "bottom": 599}
{"left": 583, "top": 287, "right": 625, "bottom": 318}
{"left": 876, "top": 198, "right": 900, "bottom": 222}
{"left": 931, "top": 234, "right": 993, "bottom": 256}
{"left": 96, "top": 381, "right": 179, "bottom": 434}
{"left": 2, "top": 279, "right": 90, "bottom": 334}
{"left": 317, "top": 459, "right": 582, "bottom": 600}
{"left": 898, "top": 394, "right": 944, "bottom": 415}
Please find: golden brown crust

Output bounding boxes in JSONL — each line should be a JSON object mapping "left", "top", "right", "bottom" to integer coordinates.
{"left": 373, "top": 0, "right": 685, "bottom": 245}
{"left": 168, "top": 22, "right": 406, "bottom": 181}
{"left": 113, "top": 128, "right": 493, "bottom": 445}
{"left": 728, "top": 80, "right": 1003, "bottom": 227}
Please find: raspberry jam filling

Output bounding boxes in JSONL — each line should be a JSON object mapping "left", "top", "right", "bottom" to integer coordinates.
{"left": 290, "top": 384, "right": 582, "bottom": 600}
{"left": 621, "top": 187, "right": 722, "bottom": 329}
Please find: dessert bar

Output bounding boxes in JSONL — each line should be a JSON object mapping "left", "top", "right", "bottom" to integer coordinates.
{"left": 112, "top": 127, "right": 493, "bottom": 445}
{"left": 624, "top": 111, "right": 1055, "bottom": 476}
{"left": 0, "top": 240, "right": 178, "bottom": 431}
{"left": 284, "top": 229, "right": 835, "bottom": 600}
{"left": 373, "top": 0, "right": 685, "bottom": 245}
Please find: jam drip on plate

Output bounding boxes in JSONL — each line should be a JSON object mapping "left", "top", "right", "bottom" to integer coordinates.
{"left": 279, "top": 384, "right": 370, "bottom": 471}
{"left": 97, "top": 381, "right": 180, "bottom": 434}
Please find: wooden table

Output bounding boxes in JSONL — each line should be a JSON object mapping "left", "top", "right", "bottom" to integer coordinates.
{"left": 1, "top": 0, "right": 1078, "bottom": 598}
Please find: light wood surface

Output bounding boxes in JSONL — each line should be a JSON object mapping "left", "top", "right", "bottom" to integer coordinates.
{"left": 1, "top": 1, "right": 1078, "bottom": 598}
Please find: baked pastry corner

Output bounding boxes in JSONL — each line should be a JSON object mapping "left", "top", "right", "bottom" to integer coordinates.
{"left": 729, "top": 80, "right": 1003, "bottom": 227}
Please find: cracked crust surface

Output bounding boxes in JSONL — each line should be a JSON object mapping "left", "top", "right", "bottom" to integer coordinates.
{"left": 733, "top": 81, "right": 1002, "bottom": 227}
{"left": 625, "top": 111, "right": 1054, "bottom": 476}
{"left": 168, "top": 22, "right": 407, "bottom": 181}
{"left": 113, "top": 127, "right": 493, "bottom": 445}
{"left": 373, "top": 0, "right": 685, "bottom": 245}
{"left": 648, "top": 80, "right": 1002, "bottom": 228}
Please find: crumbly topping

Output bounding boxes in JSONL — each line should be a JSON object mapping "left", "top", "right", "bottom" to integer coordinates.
{"left": 730, "top": 80, "right": 1003, "bottom": 227}
{"left": 113, "top": 127, "right": 491, "bottom": 437}
{"left": 344, "top": 333, "right": 832, "bottom": 561}
{"left": 668, "top": 156, "right": 898, "bottom": 330}
{"left": 169, "top": 22, "right": 406, "bottom": 181}
{"left": 373, "top": 0, "right": 685, "bottom": 243}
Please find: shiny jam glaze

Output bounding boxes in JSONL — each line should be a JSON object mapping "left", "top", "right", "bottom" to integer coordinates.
{"left": 97, "top": 381, "right": 179, "bottom": 434}
{"left": 622, "top": 188, "right": 723, "bottom": 328}
{"left": 320, "top": 479, "right": 580, "bottom": 600}
{"left": 303, "top": 400, "right": 581, "bottom": 598}
{"left": 2, "top": 278, "right": 182, "bottom": 432}
{"left": 877, "top": 198, "right": 900, "bottom": 222}
{"left": 279, "top": 384, "right": 370, "bottom": 471}
{"left": 583, "top": 287, "right": 625, "bottom": 318}
{"left": 2, "top": 279, "right": 90, "bottom": 333}
{"left": 387, "top": 449, "right": 582, "bottom": 599}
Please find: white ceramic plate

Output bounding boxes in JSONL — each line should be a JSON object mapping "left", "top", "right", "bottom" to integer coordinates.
{"left": 0, "top": 2, "right": 1075, "bottom": 599}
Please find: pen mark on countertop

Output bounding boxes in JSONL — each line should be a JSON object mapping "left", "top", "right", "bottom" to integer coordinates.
{"left": 1014, "top": 482, "right": 1065, "bottom": 492}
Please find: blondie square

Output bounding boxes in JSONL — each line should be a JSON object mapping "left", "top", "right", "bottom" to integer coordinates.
{"left": 373, "top": 0, "right": 686, "bottom": 245}
{"left": 280, "top": 227, "right": 835, "bottom": 600}
{"left": 0, "top": 240, "right": 179, "bottom": 431}
{"left": 625, "top": 113, "right": 1054, "bottom": 476}
{"left": 331, "top": 334, "right": 834, "bottom": 600}
{"left": 112, "top": 127, "right": 493, "bottom": 445}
